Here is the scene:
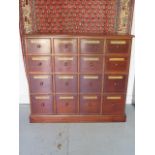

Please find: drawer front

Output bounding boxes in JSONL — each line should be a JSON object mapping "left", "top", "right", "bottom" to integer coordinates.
{"left": 80, "top": 94, "right": 101, "bottom": 114}
{"left": 29, "top": 75, "right": 52, "bottom": 93}
{"left": 102, "top": 94, "right": 125, "bottom": 115}
{"left": 27, "top": 56, "right": 51, "bottom": 72}
{"left": 80, "top": 39, "right": 104, "bottom": 53}
{"left": 31, "top": 95, "right": 53, "bottom": 114}
{"left": 80, "top": 75, "right": 102, "bottom": 93}
{"left": 104, "top": 75, "right": 127, "bottom": 92}
{"left": 54, "top": 38, "right": 77, "bottom": 54}
{"left": 106, "top": 39, "right": 130, "bottom": 54}
{"left": 105, "top": 56, "right": 128, "bottom": 73}
{"left": 55, "top": 75, "right": 77, "bottom": 93}
{"left": 80, "top": 56, "right": 103, "bottom": 73}
{"left": 56, "top": 95, "right": 77, "bottom": 114}
{"left": 26, "top": 38, "right": 51, "bottom": 54}
{"left": 54, "top": 56, "right": 77, "bottom": 72}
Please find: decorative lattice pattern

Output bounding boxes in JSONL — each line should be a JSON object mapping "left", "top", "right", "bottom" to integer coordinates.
{"left": 20, "top": 0, "right": 133, "bottom": 34}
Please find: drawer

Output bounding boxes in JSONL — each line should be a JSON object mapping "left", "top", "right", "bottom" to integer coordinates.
{"left": 80, "top": 94, "right": 101, "bottom": 114}
{"left": 104, "top": 75, "right": 127, "bottom": 92}
{"left": 80, "top": 39, "right": 104, "bottom": 53}
{"left": 55, "top": 75, "right": 77, "bottom": 93}
{"left": 54, "top": 38, "right": 77, "bottom": 54}
{"left": 80, "top": 56, "right": 103, "bottom": 73}
{"left": 105, "top": 56, "right": 129, "bottom": 73}
{"left": 56, "top": 95, "right": 77, "bottom": 114}
{"left": 102, "top": 94, "right": 125, "bottom": 115}
{"left": 106, "top": 39, "right": 130, "bottom": 54}
{"left": 54, "top": 56, "right": 77, "bottom": 72}
{"left": 31, "top": 95, "right": 53, "bottom": 114}
{"left": 80, "top": 75, "right": 102, "bottom": 93}
{"left": 29, "top": 75, "right": 52, "bottom": 93}
{"left": 27, "top": 56, "right": 51, "bottom": 72}
{"left": 26, "top": 38, "right": 51, "bottom": 54}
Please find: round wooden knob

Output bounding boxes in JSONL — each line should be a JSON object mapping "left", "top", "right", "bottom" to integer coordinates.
{"left": 65, "top": 102, "right": 69, "bottom": 106}
{"left": 65, "top": 81, "right": 69, "bottom": 86}
{"left": 40, "top": 81, "right": 44, "bottom": 86}
{"left": 64, "top": 61, "right": 68, "bottom": 66}
{"left": 37, "top": 44, "right": 41, "bottom": 48}
{"left": 38, "top": 62, "right": 42, "bottom": 66}
{"left": 41, "top": 102, "right": 45, "bottom": 107}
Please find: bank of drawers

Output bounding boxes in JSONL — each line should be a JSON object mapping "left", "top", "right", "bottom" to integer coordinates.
{"left": 25, "top": 36, "right": 131, "bottom": 115}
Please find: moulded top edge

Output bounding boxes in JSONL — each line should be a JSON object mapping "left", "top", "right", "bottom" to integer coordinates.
{"left": 24, "top": 33, "right": 134, "bottom": 39}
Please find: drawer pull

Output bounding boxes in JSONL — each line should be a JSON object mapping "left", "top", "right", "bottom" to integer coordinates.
{"left": 83, "top": 57, "right": 99, "bottom": 61}
{"left": 32, "top": 57, "right": 50, "bottom": 61}
{"left": 108, "top": 76, "right": 123, "bottom": 80}
{"left": 56, "top": 40, "right": 74, "bottom": 44}
{"left": 83, "top": 96, "right": 98, "bottom": 100}
{"left": 109, "top": 58, "right": 125, "bottom": 61}
{"left": 83, "top": 75, "right": 99, "bottom": 79}
{"left": 106, "top": 96, "right": 121, "bottom": 100}
{"left": 33, "top": 75, "right": 49, "bottom": 79}
{"left": 83, "top": 40, "right": 100, "bottom": 44}
{"left": 30, "top": 39, "right": 47, "bottom": 44}
{"left": 58, "top": 75, "right": 73, "bottom": 79}
{"left": 59, "top": 96, "right": 74, "bottom": 100}
{"left": 35, "top": 96, "right": 50, "bottom": 100}
{"left": 57, "top": 57, "right": 73, "bottom": 61}
{"left": 110, "top": 40, "right": 127, "bottom": 45}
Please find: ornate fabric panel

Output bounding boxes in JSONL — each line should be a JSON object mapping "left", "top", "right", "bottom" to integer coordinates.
{"left": 20, "top": 0, "right": 134, "bottom": 34}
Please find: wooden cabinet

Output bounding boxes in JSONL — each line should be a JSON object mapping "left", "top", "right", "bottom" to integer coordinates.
{"left": 23, "top": 35, "right": 133, "bottom": 122}
{"left": 19, "top": 0, "right": 134, "bottom": 122}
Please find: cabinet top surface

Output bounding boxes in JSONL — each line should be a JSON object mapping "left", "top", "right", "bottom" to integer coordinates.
{"left": 24, "top": 33, "right": 134, "bottom": 39}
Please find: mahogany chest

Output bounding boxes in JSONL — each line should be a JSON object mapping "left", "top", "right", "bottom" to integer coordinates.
{"left": 20, "top": 0, "right": 134, "bottom": 122}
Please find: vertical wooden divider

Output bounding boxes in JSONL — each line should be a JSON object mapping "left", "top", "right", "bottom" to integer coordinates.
{"left": 51, "top": 37, "right": 56, "bottom": 114}
{"left": 77, "top": 37, "right": 80, "bottom": 113}
{"left": 101, "top": 38, "right": 106, "bottom": 114}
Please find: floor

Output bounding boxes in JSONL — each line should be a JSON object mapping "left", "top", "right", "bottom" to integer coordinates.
{"left": 19, "top": 105, "right": 135, "bottom": 155}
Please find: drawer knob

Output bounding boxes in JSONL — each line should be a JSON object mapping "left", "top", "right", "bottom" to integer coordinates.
{"left": 40, "top": 81, "right": 44, "bottom": 86}
{"left": 114, "top": 63, "right": 118, "bottom": 66}
{"left": 64, "top": 62, "right": 68, "bottom": 66}
{"left": 65, "top": 102, "right": 69, "bottom": 106}
{"left": 41, "top": 102, "right": 45, "bottom": 107}
{"left": 38, "top": 62, "right": 42, "bottom": 66}
{"left": 37, "top": 44, "right": 41, "bottom": 48}
{"left": 65, "top": 81, "right": 69, "bottom": 86}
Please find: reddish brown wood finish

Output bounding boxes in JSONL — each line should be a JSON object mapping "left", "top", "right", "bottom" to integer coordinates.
{"left": 80, "top": 74, "right": 102, "bottom": 93}
{"left": 80, "top": 94, "right": 101, "bottom": 114}
{"left": 80, "top": 39, "right": 104, "bottom": 53}
{"left": 29, "top": 74, "right": 52, "bottom": 93}
{"left": 22, "top": 35, "right": 133, "bottom": 122}
{"left": 55, "top": 95, "right": 78, "bottom": 114}
{"left": 30, "top": 114, "right": 126, "bottom": 123}
{"left": 30, "top": 95, "right": 53, "bottom": 114}
{"left": 104, "top": 74, "right": 127, "bottom": 93}
{"left": 80, "top": 55, "right": 103, "bottom": 73}
{"left": 106, "top": 39, "right": 130, "bottom": 54}
{"left": 105, "top": 56, "right": 129, "bottom": 73}
{"left": 27, "top": 55, "right": 52, "bottom": 73}
{"left": 54, "top": 38, "right": 77, "bottom": 54}
{"left": 26, "top": 38, "right": 51, "bottom": 54}
{"left": 55, "top": 75, "right": 78, "bottom": 93}
{"left": 54, "top": 56, "right": 78, "bottom": 73}
{"left": 102, "top": 94, "right": 125, "bottom": 115}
